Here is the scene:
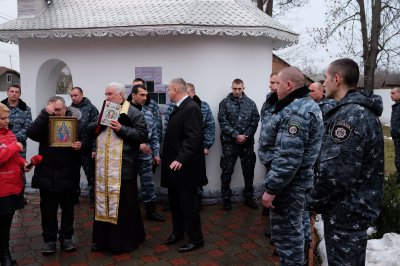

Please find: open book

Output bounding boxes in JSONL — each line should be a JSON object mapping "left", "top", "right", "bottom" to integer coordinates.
{"left": 99, "top": 100, "right": 121, "bottom": 126}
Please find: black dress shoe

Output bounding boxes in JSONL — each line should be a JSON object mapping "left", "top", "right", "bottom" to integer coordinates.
{"left": 222, "top": 198, "right": 232, "bottom": 211}
{"left": 261, "top": 206, "right": 269, "bottom": 216}
{"left": 60, "top": 239, "right": 76, "bottom": 252}
{"left": 146, "top": 211, "right": 166, "bottom": 222}
{"left": 89, "top": 197, "right": 95, "bottom": 209}
{"left": 0, "top": 256, "right": 16, "bottom": 266}
{"left": 42, "top": 242, "right": 56, "bottom": 255}
{"left": 244, "top": 198, "right": 258, "bottom": 209}
{"left": 164, "top": 233, "right": 184, "bottom": 245}
{"left": 177, "top": 242, "right": 204, "bottom": 253}
{"left": 91, "top": 243, "right": 106, "bottom": 252}
{"left": 1, "top": 249, "right": 16, "bottom": 266}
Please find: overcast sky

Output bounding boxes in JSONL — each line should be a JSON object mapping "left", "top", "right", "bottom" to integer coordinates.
{"left": 0, "top": 0, "right": 337, "bottom": 73}
{"left": 0, "top": 0, "right": 18, "bottom": 70}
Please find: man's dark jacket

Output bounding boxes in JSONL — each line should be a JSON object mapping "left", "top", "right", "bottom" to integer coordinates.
{"left": 88, "top": 101, "right": 148, "bottom": 179}
{"left": 161, "top": 97, "right": 207, "bottom": 189}
{"left": 27, "top": 108, "right": 88, "bottom": 192}
{"left": 391, "top": 101, "right": 400, "bottom": 140}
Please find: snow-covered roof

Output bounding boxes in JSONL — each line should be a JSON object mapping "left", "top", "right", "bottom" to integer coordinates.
{"left": 0, "top": 0, "right": 297, "bottom": 48}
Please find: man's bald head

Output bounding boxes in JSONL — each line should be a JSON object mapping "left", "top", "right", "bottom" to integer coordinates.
{"left": 279, "top": 67, "right": 306, "bottom": 88}
{"left": 276, "top": 67, "right": 306, "bottom": 100}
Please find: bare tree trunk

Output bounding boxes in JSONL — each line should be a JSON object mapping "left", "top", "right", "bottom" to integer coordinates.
{"left": 266, "top": 0, "right": 273, "bottom": 16}
{"left": 357, "top": 0, "right": 382, "bottom": 92}
{"left": 256, "top": 0, "right": 264, "bottom": 11}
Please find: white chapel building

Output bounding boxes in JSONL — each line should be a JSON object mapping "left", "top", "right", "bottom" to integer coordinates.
{"left": 0, "top": 0, "right": 297, "bottom": 201}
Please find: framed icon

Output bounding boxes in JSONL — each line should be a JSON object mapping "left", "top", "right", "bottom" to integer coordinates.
{"left": 99, "top": 100, "right": 120, "bottom": 127}
{"left": 49, "top": 116, "right": 77, "bottom": 147}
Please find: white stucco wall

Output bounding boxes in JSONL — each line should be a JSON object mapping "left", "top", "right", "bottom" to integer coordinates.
{"left": 374, "top": 89, "right": 392, "bottom": 125}
{"left": 19, "top": 35, "right": 273, "bottom": 199}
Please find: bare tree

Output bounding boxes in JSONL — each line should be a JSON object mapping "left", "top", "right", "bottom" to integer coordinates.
{"left": 314, "top": 0, "right": 400, "bottom": 91}
{"left": 252, "top": 0, "right": 308, "bottom": 16}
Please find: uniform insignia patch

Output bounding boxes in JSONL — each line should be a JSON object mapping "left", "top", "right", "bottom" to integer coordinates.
{"left": 287, "top": 122, "right": 300, "bottom": 136}
{"left": 331, "top": 120, "right": 352, "bottom": 143}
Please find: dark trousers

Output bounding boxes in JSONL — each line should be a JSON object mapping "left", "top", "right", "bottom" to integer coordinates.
{"left": 81, "top": 153, "right": 95, "bottom": 197}
{"left": 324, "top": 220, "right": 367, "bottom": 266}
{"left": 394, "top": 140, "right": 400, "bottom": 183}
{"left": 220, "top": 142, "right": 256, "bottom": 199}
{"left": 0, "top": 213, "right": 14, "bottom": 254}
{"left": 40, "top": 189, "right": 75, "bottom": 243}
{"left": 270, "top": 192, "right": 305, "bottom": 265}
{"left": 168, "top": 188, "right": 203, "bottom": 244}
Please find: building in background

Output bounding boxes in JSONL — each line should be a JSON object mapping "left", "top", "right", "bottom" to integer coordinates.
{"left": 0, "top": 67, "right": 20, "bottom": 90}
{"left": 0, "top": 0, "right": 297, "bottom": 201}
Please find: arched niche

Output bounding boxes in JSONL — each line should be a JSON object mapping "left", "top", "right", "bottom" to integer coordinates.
{"left": 35, "top": 59, "right": 72, "bottom": 114}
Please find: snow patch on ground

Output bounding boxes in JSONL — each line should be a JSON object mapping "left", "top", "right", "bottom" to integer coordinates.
{"left": 314, "top": 216, "right": 400, "bottom": 265}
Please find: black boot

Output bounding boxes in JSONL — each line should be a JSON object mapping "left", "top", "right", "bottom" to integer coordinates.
{"left": 222, "top": 198, "right": 232, "bottom": 211}
{"left": 303, "top": 243, "right": 310, "bottom": 266}
{"left": 264, "top": 212, "right": 272, "bottom": 237}
{"left": 89, "top": 187, "right": 95, "bottom": 209}
{"left": 1, "top": 249, "right": 16, "bottom": 266}
{"left": 145, "top": 202, "right": 166, "bottom": 222}
{"left": 89, "top": 196, "right": 95, "bottom": 209}
{"left": 197, "top": 193, "right": 203, "bottom": 211}
{"left": 261, "top": 206, "right": 269, "bottom": 216}
{"left": 244, "top": 197, "right": 258, "bottom": 209}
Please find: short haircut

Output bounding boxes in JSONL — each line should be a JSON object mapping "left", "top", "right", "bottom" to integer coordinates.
{"left": 8, "top": 84, "right": 21, "bottom": 92}
{"left": 133, "top": 78, "right": 145, "bottom": 84}
{"left": 131, "top": 84, "right": 147, "bottom": 94}
{"left": 232, "top": 78, "right": 244, "bottom": 86}
{"left": 186, "top": 83, "right": 195, "bottom": 93}
{"left": 48, "top": 96, "right": 66, "bottom": 105}
{"left": 71, "top": 87, "right": 83, "bottom": 94}
{"left": 328, "top": 58, "right": 359, "bottom": 87}
{"left": 107, "top": 82, "right": 125, "bottom": 97}
{"left": 279, "top": 67, "right": 305, "bottom": 88}
{"left": 171, "top": 78, "right": 187, "bottom": 93}
{"left": 393, "top": 87, "right": 400, "bottom": 93}
{"left": 270, "top": 71, "right": 278, "bottom": 78}
{"left": 310, "top": 82, "right": 323, "bottom": 91}
{"left": 0, "top": 103, "right": 10, "bottom": 113}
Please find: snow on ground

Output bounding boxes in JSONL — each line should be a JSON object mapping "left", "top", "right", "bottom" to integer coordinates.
{"left": 314, "top": 215, "right": 400, "bottom": 265}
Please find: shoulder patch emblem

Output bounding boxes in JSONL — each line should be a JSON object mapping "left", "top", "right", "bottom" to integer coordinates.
{"left": 331, "top": 120, "right": 353, "bottom": 143}
{"left": 287, "top": 122, "right": 300, "bottom": 136}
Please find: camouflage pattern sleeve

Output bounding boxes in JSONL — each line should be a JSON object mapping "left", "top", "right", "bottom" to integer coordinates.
{"left": 153, "top": 104, "right": 163, "bottom": 144}
{"left": 163, "top": 103, "right": 174, "bottom": 139}
{"left": 89, "top": 105, "right": 99, "bottom": 152}
{"left": 318, "top": 98, "right": 336, "bottom": 118}
{"left": 307, "top": 104, "right": 383, "bottom": 224}
{"left": 264, "top": 114, "right": 311, "bottom": 195}
{"left": 243, "top": 101, "right": 260, "bottom": 137}
{"left": 218, "top": 99, "right": 239, "bottom": 139}
{"left": 202, "top": 102, "right": 215, "bottom": 149}
{"left": 149, "top": 115, "right": 160, "bottom": 157}
{"left": 14, "top": 106, "right": 32, "bottom": 143}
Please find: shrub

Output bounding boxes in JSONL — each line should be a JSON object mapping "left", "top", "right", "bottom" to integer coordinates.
{"left": 373, "top": 173, "right": 400, "bottom": 238}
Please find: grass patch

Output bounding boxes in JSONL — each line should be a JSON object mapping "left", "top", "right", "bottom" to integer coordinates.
{"left": 382, "top": 125, "right": 391, "bottom": 137}
{"left": 383, "top": 126, "right": 396, "bottom": 175}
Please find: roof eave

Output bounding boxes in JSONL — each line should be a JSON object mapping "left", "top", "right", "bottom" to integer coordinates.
{"left": 0, "top": 25, "right": 298, "bottom": 47}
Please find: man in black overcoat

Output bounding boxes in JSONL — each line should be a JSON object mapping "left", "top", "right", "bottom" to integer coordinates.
{"left": 161, "top": 78, "right": 207, "bottom": 252}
